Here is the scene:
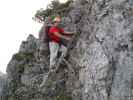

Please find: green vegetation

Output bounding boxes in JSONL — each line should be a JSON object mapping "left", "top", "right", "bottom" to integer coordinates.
{"left": 44, "top": 78, "right": 73, "bottom": 100}
{"left": 34, "top": 0, "right": 73, "bottom": 22}
{"left": 13, "top": 53, "right": 25, "bottom": 61}
{"left": 7, "top": 80, "right": 19, "bottom": 100}
{"left": 13, "top": 52, "right": 34, "bottom": 62}
{"left": 56, "top": 92, "right": 73, "bottom": 100}
{"left": 11, "top": 52, "right": 34, "bottom": 83}
{"left": 8, "top": 96, "right": 17, "bottom": 100}
{"left": 15, "top": 64, "right": 25, "bottom": 74}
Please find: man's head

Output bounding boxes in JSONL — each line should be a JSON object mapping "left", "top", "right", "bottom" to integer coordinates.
{"left": 51, "top": 15, "right": 61, "bottom": 26}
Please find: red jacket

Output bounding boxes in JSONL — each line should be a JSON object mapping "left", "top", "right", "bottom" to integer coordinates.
{"left": 49, "top": 26, "right": 64, "bottom": 43}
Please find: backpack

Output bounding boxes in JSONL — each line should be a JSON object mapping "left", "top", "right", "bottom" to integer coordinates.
{"left": 45, "top": 26, "right": 52, "bottom": 42}
{"left": 39, "top": 24, "right": 51, "bottom": 42}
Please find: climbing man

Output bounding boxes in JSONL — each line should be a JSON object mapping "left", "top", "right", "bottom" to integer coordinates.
{"left": 39, "top": 15, "right": 74, "bottom": 88}
{"left": 48, "top": 15, "right": 74, "bottom": 71}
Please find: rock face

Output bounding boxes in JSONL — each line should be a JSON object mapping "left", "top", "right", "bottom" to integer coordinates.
{"left": 0, "top": 71, "right": 8, "bottom": 100}
{"left": 3, "top": 0, "right": 133, "bottom": 100}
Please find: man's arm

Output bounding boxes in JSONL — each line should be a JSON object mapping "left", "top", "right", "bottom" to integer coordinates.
{"left": 63, "top": 31, "right": 74, "bottom": 35}
{"left": 53, "top": 32, "right": 71, "bottom": 40}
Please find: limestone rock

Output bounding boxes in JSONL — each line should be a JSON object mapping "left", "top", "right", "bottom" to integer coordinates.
{"left": 2, "top": 0, "right": 133, "bottom": 100}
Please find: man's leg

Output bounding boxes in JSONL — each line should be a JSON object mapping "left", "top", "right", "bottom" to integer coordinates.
{"left": 39, "top": 42, "right": 59, "bottom": 88}
{"left": 49, "top": 42, "right": 59, "bottom": 69}
{"left": 60, "top": 45, "right": 68, "bottom": 58}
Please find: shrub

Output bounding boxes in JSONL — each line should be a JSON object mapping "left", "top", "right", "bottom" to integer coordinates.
{"left": 13, "top": 52, "right": 34, "bottom": 62}
{"left": 34, "top": 0, "right": 73, "bottom": 22}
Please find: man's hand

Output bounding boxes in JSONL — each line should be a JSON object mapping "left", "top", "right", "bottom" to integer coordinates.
{"left": 65, "top": 37, "right": 72, "bottom": 41}
{"left": 63, "top": 32, "right": 75, "bottom": 35}
{"left": 53, "top": 32, "right": 73, "bottom": 41}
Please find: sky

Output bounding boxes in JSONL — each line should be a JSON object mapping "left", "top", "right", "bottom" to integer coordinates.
{"left": 0, "top": 0, "right": 68, "bottom": 74}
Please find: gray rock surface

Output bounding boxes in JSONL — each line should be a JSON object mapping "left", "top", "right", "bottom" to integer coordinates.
{"left": 0, "top": 71, "right": 8, "bottom": 100}
{"left": 1, "top": 0, "right": 133, "bottom": 100}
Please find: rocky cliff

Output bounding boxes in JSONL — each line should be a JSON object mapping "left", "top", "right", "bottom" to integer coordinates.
{"left": 0, "top": 71, "right": 8, "bottom": 100}
{"left": 1, "top": 0, "right": 133, "bottom": 100}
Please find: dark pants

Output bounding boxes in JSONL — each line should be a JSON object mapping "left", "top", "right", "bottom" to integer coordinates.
{"left": 60, "top": 39, "right": 69, "bottom": 47}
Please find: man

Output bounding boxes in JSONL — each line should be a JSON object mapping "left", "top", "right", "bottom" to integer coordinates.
{"left": 39, "top": 15, "right": 74, "bottom": 88}
{"left": 48, "top": 15, "right": 74, "bottom": 71}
